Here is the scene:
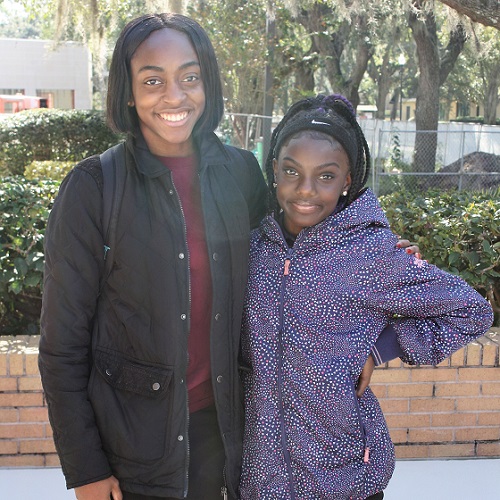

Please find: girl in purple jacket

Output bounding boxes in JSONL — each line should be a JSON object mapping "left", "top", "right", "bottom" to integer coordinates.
{"left": 239, "top": 94, "right": 493, "bottom": 499}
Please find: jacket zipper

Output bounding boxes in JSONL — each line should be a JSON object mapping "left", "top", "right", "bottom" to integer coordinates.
{"left": 271, "top": 219, "right": 309, "bottom": 499}
{"left": 170, "top": 177, "right": 191, "bottom": 497}
{"left": 275, "top": 217, "right": 302, "bottom": 498}
{"left": 220, "top": 465, "right": 228, "bottom": 499}
{"left": 277, "top": 248, "right": 296, "bottom": 500}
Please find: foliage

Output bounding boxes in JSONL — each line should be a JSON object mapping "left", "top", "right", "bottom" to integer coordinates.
{"left": 380, "top": 188, "right": 500, "bottom": 324}
{"left": 191, "top": 0, "right": 266, "bottom": 115}
{"left": 24, "top": 160, "right": 75, "bottom": 181}
{"left": 0, "top": 176, "right": 60, "bottom": 335}
{"left": 12, "top": 0, "right": 500, "bottom": 124}
{"left": 0, "top": 108, "right": 121, "bottom": 176}
{"left": 377, "top": 132, "right": 414, "bottom": 195}
{"left": 189, "top": 0, "right": 267, "bottom": 146}
{"left": 0, "top": 0, "right": 45, "bottom": 37}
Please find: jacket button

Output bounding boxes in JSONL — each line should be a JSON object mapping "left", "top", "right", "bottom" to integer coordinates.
{"left": 180, "top": 314, "right": 187, "bottom": 320}
{"left": 179, "top": 253, "right": 185, "bottom": 259}
{"left": 212, "top": 252, "right": 218, "bottom": 261}
{"left": 214, "top": 313, "right": 221, "bottom": 321}
{"left": 169, "top": 189, "right": 174, "bottom": 195}
{"left": 217, "top": 375, "right": 223, "bottom": 383}
{"left": 105, "top": 369, "right": 112, "bottom": 377}
{"left": 152, "top": 382, "right": 160, "bottom": 391}
{"left": 177, "top": 435, "right": 184, "bottom": 441}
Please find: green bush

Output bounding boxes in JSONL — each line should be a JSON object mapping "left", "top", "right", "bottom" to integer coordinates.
{"left": 0, "top": 108, "right": 122, "bottom": 175}
{"left": 25, "top": 160, "right": 75, "bottom": 181}
{"left": 0, "top": 176, "right": 60, "bottom": 334}
{"left": 1, "top": 180, "right": 498, "bottom": 334}
{"left": 380, "top": 188, "right": 500, "bottom": 324}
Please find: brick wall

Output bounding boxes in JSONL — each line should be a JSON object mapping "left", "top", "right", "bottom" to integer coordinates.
{"left": 0, "top": 331, "right": 499, "bottom": 468}
{"left": 0, "top": 336, "right": 58, "bottom": 467}
{"left": 371, "top": 329, "right": 500, "bottom": 459}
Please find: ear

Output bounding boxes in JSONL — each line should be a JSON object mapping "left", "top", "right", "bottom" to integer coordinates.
{"left": 343, "top": 172, "right": 352, "bottom": 192}
{"left": 272, "top": 158, "right": 278, "bottom": 181}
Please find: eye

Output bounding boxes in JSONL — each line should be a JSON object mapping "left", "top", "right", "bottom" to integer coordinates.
{"left": 319, "top": 172, "right": 335, "bottom": 180}
{"left": 183, "top": 74, "right": 200, "bottom": 83}
{"left": 283, "top": 167, "right": 298, "bottom": 176}
{"left": 145, "top": 78, "right": 162, "bottom": 86}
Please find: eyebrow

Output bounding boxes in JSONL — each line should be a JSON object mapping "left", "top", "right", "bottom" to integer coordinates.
{"left": 137, "top": 61, "right": 200, "bottom": 74}
{"left": 281, "top": 156, "right": 343, "bottom": 170}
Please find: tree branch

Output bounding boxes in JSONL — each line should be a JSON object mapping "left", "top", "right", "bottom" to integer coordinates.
{"left": 437, "top": 0, "right": 500, "bottom": 30}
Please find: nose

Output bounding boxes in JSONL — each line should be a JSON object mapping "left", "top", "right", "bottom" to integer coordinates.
{"left": 162, "top": 81, "right": 184, "bottom": 104}
{"left": 296, "top": 175, "right": 316, "bottom": 196}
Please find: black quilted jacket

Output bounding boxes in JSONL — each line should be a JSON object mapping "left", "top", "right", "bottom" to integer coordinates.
{"left": 38, "top": 132, "right": 267, "bottom": 498}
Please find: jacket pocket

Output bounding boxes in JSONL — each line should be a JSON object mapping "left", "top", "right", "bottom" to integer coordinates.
{"left": 349, "top": 376, "right": 368, "bottom": 458}
{"left": 90, "top": 347, "right": 174, "bottom": 463}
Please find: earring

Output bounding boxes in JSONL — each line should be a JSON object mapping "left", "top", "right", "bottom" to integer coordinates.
{"left": 127, "top": 101, "right": 134, "bottom": 107}
{"left": 342, "top": 190, "right": 348, "bottom": 196}
{"left": 273, "top": 182, "right": 277, "bottom": 188}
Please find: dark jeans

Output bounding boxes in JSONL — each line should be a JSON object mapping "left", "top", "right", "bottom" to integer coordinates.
{"left": 122, "top": 405, "right": 226, "bottom": 500}
{"left": 367, "top": 492, "right": 384, "bottom": 500}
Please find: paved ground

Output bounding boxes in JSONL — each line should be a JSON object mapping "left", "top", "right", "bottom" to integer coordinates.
{"left": 0, "top": 458, "right": 498, "bottom": 499}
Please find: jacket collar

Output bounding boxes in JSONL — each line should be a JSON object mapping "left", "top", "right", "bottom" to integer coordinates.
{"left": 261, "top": 188, "right": 390, "bottom": 246}
{"left": 125, "top": 130, "right": 231, "bottom": 178}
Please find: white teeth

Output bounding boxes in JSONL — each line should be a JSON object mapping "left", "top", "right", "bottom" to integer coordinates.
{"left": 159, "top": 112, "right": 188, "bottom": 122}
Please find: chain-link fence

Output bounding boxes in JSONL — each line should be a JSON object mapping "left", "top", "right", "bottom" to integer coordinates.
{"left": 218, "top": 112, "right": 274, "bottom": 166}
{"left": 219, "top": 114, "right": 500, "bottom": 195}
{"left": 363, "top": 120, "right": 500, "bottom": 196}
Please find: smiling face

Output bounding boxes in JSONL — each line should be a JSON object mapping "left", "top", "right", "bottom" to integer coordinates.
{"left": 129, "top": 28, "right": 206, "bottom": 156}
{"left": 273, "top": 131, "right": 352, "bottom": 237}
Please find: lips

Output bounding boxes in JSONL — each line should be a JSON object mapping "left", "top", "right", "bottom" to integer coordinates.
{"left": 290, "top": 201, "right": 320, "bottom": 214}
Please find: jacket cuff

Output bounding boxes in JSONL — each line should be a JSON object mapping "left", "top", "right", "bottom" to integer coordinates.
{"left": 371, "top": 325, "right": 404, "bottom": 366}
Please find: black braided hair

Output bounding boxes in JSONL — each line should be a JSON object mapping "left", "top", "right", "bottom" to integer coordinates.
{"left": 265, "top": 93, "right": 371, "bottom": 215}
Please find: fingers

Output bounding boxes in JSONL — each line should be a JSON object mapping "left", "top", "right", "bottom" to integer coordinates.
{"left": 396, "top": 239, "right": 422, "bottom": 258}
{"left": 405, "top": 245, "right": 420, "bottom": 256}
{"left": 356, "top": 376, "right": 369, "bottom": 398}
{"left": 396, "top": 238, "right": 411, "bottom": 249}
{"left": 356, "top": 355, "right": 375, "bottom": 398}
{"left": 110, "top": 476, "right": 123, "bottom": 500}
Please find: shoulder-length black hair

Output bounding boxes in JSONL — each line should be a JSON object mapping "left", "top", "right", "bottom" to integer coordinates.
{"left": 106, "top": 13, "right": 223, "bottom": 137}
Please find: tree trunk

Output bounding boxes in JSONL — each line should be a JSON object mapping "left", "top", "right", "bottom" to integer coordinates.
{"left": 484, "top": 65, "right": 500, "bottom": 124}
{"left": 388, "top": 89, "right": 400, "bottom": 121}
{"left": 409, "top": 2, "right": 440, "bottom": 181}
{"left": 370, "top": 66, "right": 393, "bottom": 121}
{"left": 368, "top": 47, "right": 394, "bottom": 120}
{"left": 410, "top": 1, "right": 467, "bottom": 186}
{"left": 345, "top": 15, "right": 373, "bottom": 109}
{"left": 294, "top": 62, "right": 315, "bottom": 95}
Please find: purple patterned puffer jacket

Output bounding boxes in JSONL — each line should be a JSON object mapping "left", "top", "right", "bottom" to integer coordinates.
{"left": 240, "top": 189, "right": 493, "bottom": 500}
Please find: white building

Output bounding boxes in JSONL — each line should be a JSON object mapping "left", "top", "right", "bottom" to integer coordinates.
{"left": 0, "top": 38, "right": 92, "bottom": 110}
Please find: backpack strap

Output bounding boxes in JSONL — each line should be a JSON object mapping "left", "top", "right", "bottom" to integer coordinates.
{"left": 99, "top": 142, "right": 126, "bottom": 293}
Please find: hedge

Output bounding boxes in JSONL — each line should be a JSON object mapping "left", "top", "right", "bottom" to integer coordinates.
{"left": 380, "top": 188, "right": 500, "bottom": 321}
{"left": 24, "top": 160, "right": 75, "bottom": 181}
{"left": 0, "top": 108, "right": 121, "bottom": 176}
{"left": 0, "top": 181, "right": 498, "bottom": 334}
{"left": 0, "top": 177, "right": 59, "bottom": 334}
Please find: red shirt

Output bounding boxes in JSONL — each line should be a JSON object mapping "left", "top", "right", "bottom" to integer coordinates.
{"left": 159, "top": 155, "right": 214, "bottom": 413}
